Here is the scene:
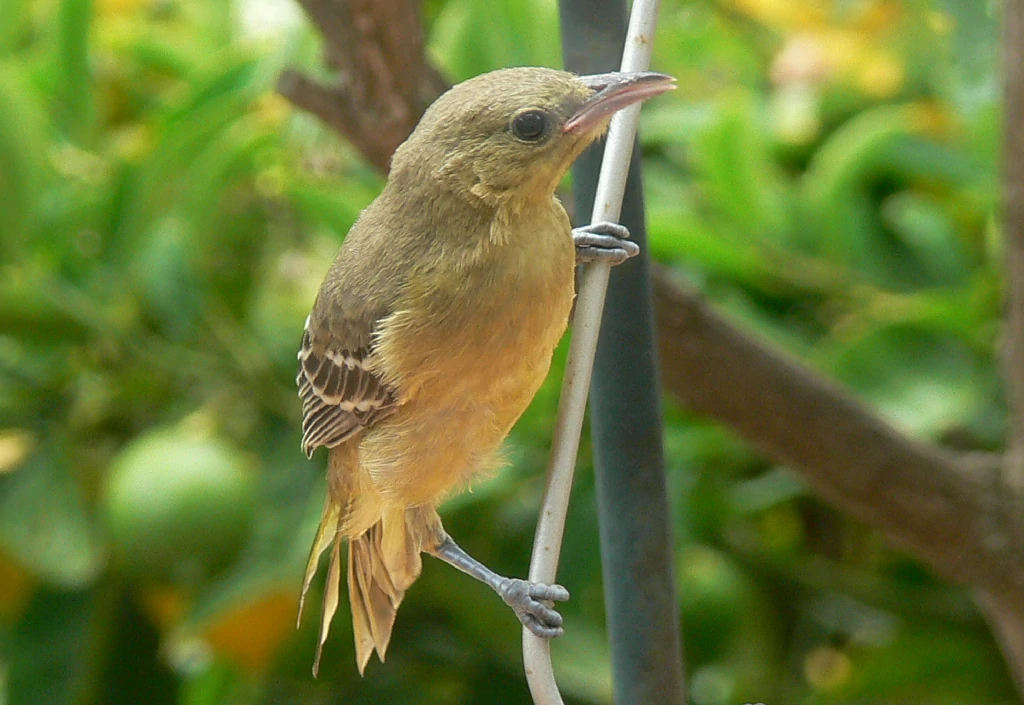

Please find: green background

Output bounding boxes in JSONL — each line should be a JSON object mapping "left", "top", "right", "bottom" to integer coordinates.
{"left": 0, "top": 0, "right": 1012, "bottom": 703}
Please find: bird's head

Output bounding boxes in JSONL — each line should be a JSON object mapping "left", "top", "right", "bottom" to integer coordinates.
{"left": 389, "top": 67, "right": 675, "bottom": 207}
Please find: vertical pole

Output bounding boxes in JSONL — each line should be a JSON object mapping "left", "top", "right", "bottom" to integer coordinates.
{"left": 560, "top": 2, "right": 687, "bottom": 704}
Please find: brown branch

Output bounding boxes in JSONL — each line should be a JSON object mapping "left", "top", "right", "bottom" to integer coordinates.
{"left": 1003, "top": 0, "right": 1024, "bottom": 502}
{"left": 979, "top": 590, "right": 1024, "bottom": 697}
{"left": 281, "top": 0, "right": 1024, "bottom": 693}
{"left": 988, "top": 0, "right": 1024, "bottom": 692}
{"left": 654, "top": 268, "right": 1024, "bottom": 695}
{"left": 1006, "top": 0, "right": 1024, "bottom": 471}
{"left": 652, "top": 271, "right": 1022, "bottom": 592}
{"left": 278, "top": 0, "right": 447, "bottom": 172}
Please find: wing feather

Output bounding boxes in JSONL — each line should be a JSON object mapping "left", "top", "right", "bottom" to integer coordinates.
{"left": 297, "top": 316, "right": 397, "bottom": 457}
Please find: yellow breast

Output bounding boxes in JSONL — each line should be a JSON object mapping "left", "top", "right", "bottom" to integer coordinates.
{"left": 377, "top": 197, "right": 576, "bottom": 403}
{"left": 361, "top": 197, "right": 576, "bottom": 505}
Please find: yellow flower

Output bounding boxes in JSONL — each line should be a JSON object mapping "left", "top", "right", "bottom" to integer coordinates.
{"left": 852, "top": 0, "right": 903, "bottom": 34}
{"left": 0, "top": 430, "right": 33, "bottom": 474}
{"left": 253, "top": 92, "right": 292, "bottom": 131}
{"left": 727, "top": 0, "right": 829, "bottom": 32}
{"left": 926, "top": 10, "right": 956, "bottom": 35}
{"left": 856, "top": 49, "right": 904, "bottom": 98}
{"left": 805, "top": 645, "right": 854, "bottom": 691}
{"left": 97, "top": 0, "right": 147, "bottom": 16}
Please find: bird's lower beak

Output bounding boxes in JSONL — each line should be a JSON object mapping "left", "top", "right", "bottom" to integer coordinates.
{"left": 564, "top": 71, "right": 676, "bottom": 134}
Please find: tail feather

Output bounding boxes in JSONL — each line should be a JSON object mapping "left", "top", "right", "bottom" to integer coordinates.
{"left": 301, "top": 496, "right": 428, "bottom": 674}
{"left": 347, "top": 536, "right": 376, "bottom": 673}
{"left": 380, "top": 510, "right": 422, "bottom": 591}
{"left": 349, "top": 512, "right": 426, "bottom": 674}
{"left": 312, "top": 536, "right": 343, "bottom": 677}
{"left": 298, "top": 499, "right": 340, "bottom": 629}
{"left": 350, "top": 528, "right": 398, "bottom": 672}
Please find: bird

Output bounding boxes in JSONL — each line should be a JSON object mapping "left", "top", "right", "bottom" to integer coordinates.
{"left": 295, "top": 66, "right": 675, "bottom": 675}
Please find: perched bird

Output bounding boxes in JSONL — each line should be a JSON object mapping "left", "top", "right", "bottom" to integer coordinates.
{"left": 296, "top": 66, "right": 675, "bottom": 675}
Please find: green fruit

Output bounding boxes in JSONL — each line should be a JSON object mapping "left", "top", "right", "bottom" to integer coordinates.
{"left": 103, "top": 426, "right": 254, "bottom": 585}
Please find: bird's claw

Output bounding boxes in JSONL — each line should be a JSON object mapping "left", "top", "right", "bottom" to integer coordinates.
{"left": 497, "top": 578, "right": 569, "bottom": 639}
{"left": 573, "top": 221, "right": 640, "bottom": 265}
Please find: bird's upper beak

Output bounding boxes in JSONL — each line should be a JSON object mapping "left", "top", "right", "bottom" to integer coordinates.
{"left": 564, "top": 71, "right": 676, "bottom": 134}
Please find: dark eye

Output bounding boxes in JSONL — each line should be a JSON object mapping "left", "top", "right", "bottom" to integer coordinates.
{"left": 511, "top": 110, "right": 549, "bottom": 142}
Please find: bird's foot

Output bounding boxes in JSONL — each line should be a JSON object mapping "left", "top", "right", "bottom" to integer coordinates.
{"left": 430, "top": 535, "right": 570, "bottom": 638}
{"left": 573, "top": 221, "right": 639, "bottom": 265}
{"left": 496, "top": 578, "right": 569, "bottom": 638}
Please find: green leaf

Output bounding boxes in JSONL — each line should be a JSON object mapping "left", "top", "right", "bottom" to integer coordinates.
{"left": 0, "top": 0, "right": 28, "bottom": 55}
{"left": 730, "top": 468, "right": 807, "bottom": 515}
{"left": 826, "top": 326, "right": 987, "bottom": 436}
{"left": 164, "top": 55, "right": 261, "bottom": 127}
{"left": 130, "top": 216, "right": 204, "bottom": 337}
{"left": 800, "top": 104, "right": 925, "bottom": 275}
{"left": 117, "top": 56, "right": 262, "bottom": 245}
{"left": 181, "top": 117, "right": 275, "bottom": 240}
{"left": 95, "top": 593, "right": 179, "bottom": 705}
{"left": 849, "top": 624, "right": 1015, "bottom": 703}
{"left": 57, "top": 0, "right": 95, "bottom": 137}
{"left": 428, "top": 0, "right": 561, "bottom": 81}
{"left": 0, "top": 445, "right": 105, "bottom": 588}
{"left": 690, "top": 98, "right": 793, "bottom": 246}
{"left": 7, "top": 587, "right": 97, "bottom": 705}
{"left": 0, "top": 270, "right": 93, "bottom": 343}
{"left": 122, "top": 32, "right": 196, "bottom": 80}
{"left": 881, "top": 191, "right": 969, "bottom": 285}
{"left": 0, "top": 67, "right": 47, "bottom": 260}
{"left": 8, "top": 585, "right": 179, "bottom": 705}
{"left": 879, "top": 135, "right": 987, "bottom": 187}
{"left": 179, "top": 663, "right": 238, "bottom": 705}
{"left": 286, "top": 180, "right": 377, "bottom": 238}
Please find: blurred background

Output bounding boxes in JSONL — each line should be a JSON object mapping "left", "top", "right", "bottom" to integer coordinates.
{"left": 0, "top": 0, "right": 1011, "bottom": 703}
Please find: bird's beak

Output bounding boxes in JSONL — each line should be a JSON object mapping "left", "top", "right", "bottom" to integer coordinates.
{"left": 564, "top": 71, "right": 676, "bottom": 134}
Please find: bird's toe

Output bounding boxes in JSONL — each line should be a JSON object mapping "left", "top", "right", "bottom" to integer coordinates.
{"left": 572, "top": 224, "right": 640, "bottom": 265}
{"left": 499, "top": 578, "right": 569, "bottom": 637}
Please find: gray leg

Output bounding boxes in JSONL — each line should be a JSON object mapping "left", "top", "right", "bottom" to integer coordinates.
{"left": 429, "top": 535, "right": 569, "bottom": 638}
{"left": 573, "top": 221, "right": 640, "bottom": 265}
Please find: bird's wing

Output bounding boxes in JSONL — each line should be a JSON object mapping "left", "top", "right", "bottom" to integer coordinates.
{"left": 296, "top": 312, "right": 397, "bottom": 457}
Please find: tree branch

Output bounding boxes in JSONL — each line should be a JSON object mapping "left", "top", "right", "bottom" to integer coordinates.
{"left": 987, "top": 0, "right": 1024, "bottom": 691}
{"left": 652, "top": 270, "right": 1022, "bottom": 593}
{"left": 278, "top": 0, "right": 447, "bottom": 172}
{"left": 1002, "top": 0, "right": 1024, "bottom": 505}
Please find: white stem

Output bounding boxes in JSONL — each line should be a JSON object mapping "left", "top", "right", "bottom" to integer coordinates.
{"left": 523, "top": 1, "right": 663, "bottom": 703}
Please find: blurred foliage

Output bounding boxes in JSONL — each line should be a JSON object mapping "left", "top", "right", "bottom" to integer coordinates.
{"left": 0, "top": 0, "right": 1014, "bottom": 704}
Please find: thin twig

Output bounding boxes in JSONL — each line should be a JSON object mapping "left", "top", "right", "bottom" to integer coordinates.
{"left": 522, "top": 2, "right": 663, "bottom": 703}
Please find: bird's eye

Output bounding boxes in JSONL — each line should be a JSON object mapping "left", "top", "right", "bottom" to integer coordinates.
{"left": 510, "top": 110, "right": 549, "bottom": 142}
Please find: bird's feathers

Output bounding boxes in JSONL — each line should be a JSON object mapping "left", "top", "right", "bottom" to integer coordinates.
{"left": 348, "top": 523, "right": 405, "bottom": 674}
{"left": 297, "top": 320, "right": 397, "bottom": 457}
{"left": 312, "top": 535, "right": 342, "bottom": 677}
{"left": 298, "top": 498, "right": 340, "bottom": 630}
{"left": 294, "top": 67, "right": 647, "bottom": 675}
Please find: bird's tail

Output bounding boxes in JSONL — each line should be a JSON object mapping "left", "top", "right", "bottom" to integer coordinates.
{"left": 298, "top": 499, "right": 423, "bottom": 676}
{"left": 297, "top": 496, "right": 342, "bottom": 677}
{"left": 347, "top": 512, "right": 422, "bottom": 673}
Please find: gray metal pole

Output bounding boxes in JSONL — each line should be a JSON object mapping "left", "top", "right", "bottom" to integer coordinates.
{"left": 560, "top": 2, "right": 687, "bottom": 703}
